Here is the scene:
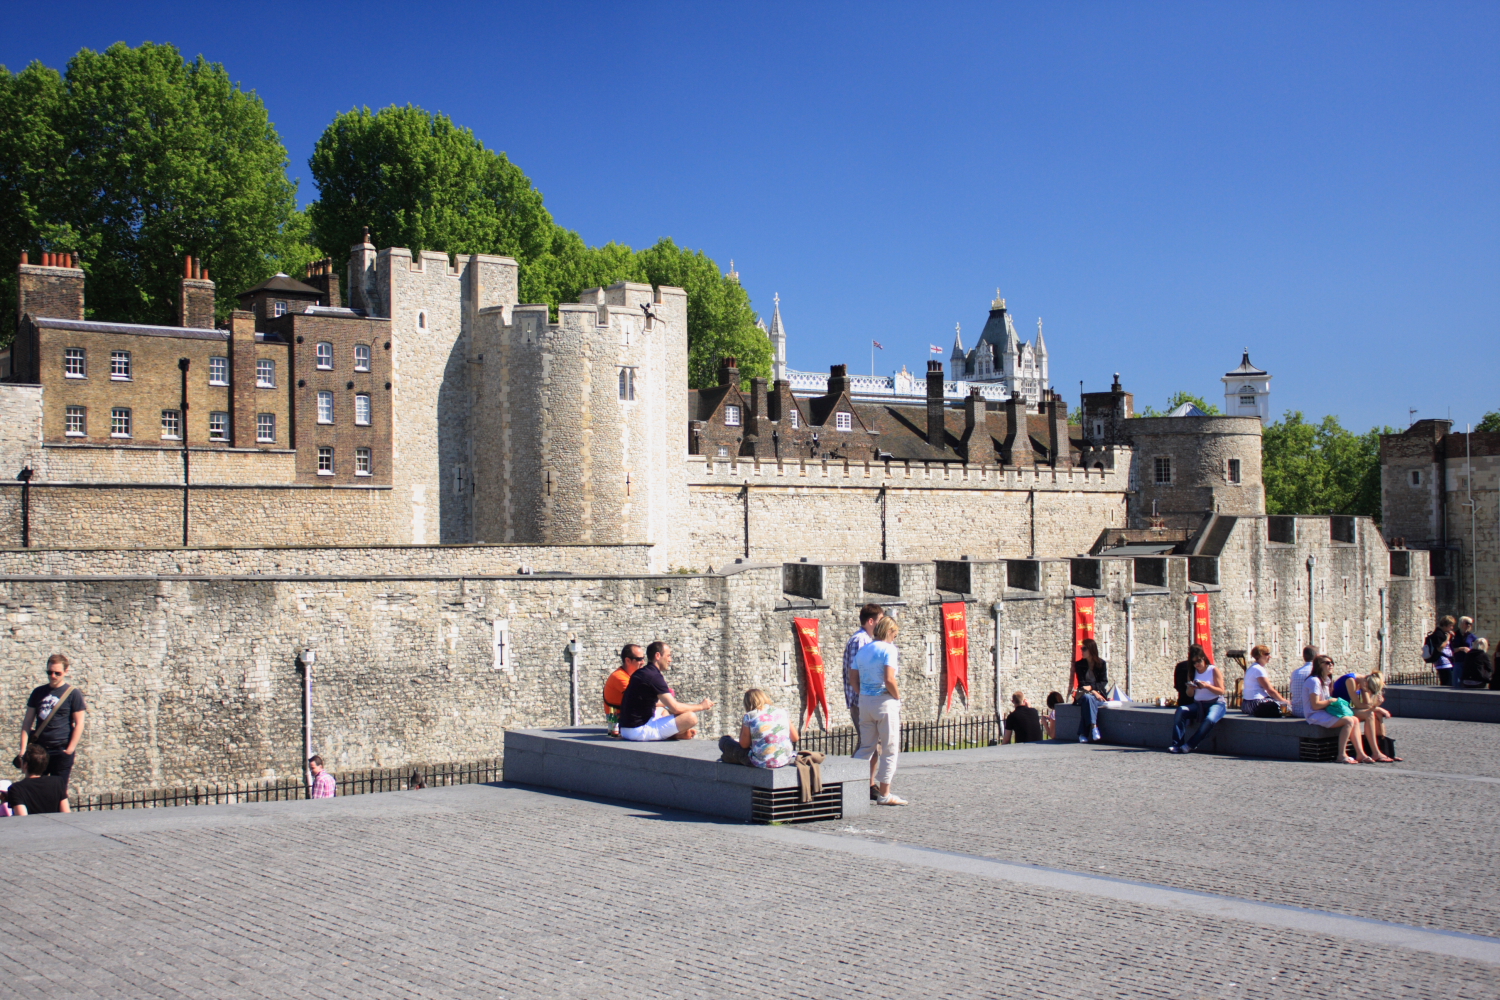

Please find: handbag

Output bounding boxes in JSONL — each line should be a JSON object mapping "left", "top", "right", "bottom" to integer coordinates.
{"left": 13, "top": 684, "right": 72, "bottom": 770}
{"left": 1324, "top": 696, "right": 1354, "bottom": 719}
{"left": 1250, "top": 699, "right": 1283, "bottom": 718}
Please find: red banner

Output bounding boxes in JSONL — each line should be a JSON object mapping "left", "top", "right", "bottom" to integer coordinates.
{"left": 1193, "top": 594, "right": 1214, "bottom": 664}
{"left": 941, "top": 602, "right": 970, "bottom": 711}
{"left": 792, "top": 617, "right": 829, "bottom": 729}
{"left": 1071, "top": 597, "right": 1096, "bottom": 691}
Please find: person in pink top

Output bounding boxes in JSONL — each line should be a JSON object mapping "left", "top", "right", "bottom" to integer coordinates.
{"left": 309, "top": 755, "right": 336, "bottom": 798}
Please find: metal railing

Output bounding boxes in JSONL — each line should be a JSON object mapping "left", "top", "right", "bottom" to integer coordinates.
{"left": 797, "top": 716, "right": 1001, "bottom": 756}
{"left": 74, "top": 757, "right": 503, "bottom": 812}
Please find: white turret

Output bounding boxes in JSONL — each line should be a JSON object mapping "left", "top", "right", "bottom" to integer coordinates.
{"left": 768, "top": 293, "right": 787, "bottom": 382}
{"left": 1221, "top": 349, "right": 1271, "bottom": 424}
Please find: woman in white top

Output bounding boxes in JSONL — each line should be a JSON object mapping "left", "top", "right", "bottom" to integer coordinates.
{"left": 1305, "top": 655, "right": 1374, "bottom": 764}
{"left": 852, "top": 615, "right": 906, "bottom": 806}
{"left": 1240, "top": 644, "right": 1290, "bottom": 717}
{"left": 1169, "top": 645, "right": 1227, "bottom": 754}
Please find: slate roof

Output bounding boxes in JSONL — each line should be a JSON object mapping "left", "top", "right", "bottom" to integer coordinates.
{"left": 1224, "top": 350, "right": 1267, "bottom": 377}
{"left": 238, "top": 273, "right": 323, "bottom": 298}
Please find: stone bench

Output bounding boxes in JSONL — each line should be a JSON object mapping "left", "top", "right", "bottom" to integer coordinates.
{"left": 503, "top": 727, "right": 871, "bottom": 823}
{"left": 1053, "top": 703, "right": 1344, "bottom": 761}
{"left": 1383, "top": 685, "right": 1500, "bottom": 724}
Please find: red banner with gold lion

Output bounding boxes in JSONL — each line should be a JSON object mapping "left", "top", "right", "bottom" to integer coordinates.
{"left": 1072, "top": 597, "right": 1096, "bottom": 691}
{"left": 1193, "top": 594, "right": 1215, "bottom": 664}
{"left": 792, "top": 617, "right": 829, "bottom": 729}
{"left": 941, "top": 602, "right": 970, "bottom": 711}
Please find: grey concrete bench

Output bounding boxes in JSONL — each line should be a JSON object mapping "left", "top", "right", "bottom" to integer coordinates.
{"left": 503, "top": 727, "right": 871, "bottom": 823}
{"left": 1054, "top": 703, "right": 1344, "bottom": 761}
{"left": 1383, "top": 685, "right": 1500, "bottom": 724}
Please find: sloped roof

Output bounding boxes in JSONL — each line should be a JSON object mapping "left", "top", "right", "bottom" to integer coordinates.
{"left": 1168, "top": 402, "right": 1210, "bottom": 417}
{"left": 238, "top": 273, "right": 323, "bottom": 298}
{"left": 1224, "top": 350, "right": 1267, "bottom": 377}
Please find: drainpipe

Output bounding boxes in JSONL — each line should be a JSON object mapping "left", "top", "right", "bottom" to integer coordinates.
{"left": 1307, "top": 554, "right": 1317, "bottom": 652}
{"left": 299, "top": 649, "right": 316, "bottom": 791}
{"left": 16, "top": 466, "right": 32, "bottom": 547}
{"left": 741, "top": 482, "right": 750, "bottom": 559}
{"left": 1123, "top": 594, "right": 1135, "bottom": 697}
{"left": 568, "top": 636, "right": 582, "bottom": 726}
{"left": 992, "top": 601, "right": 1004, "bottom": 729}
{"left": 879, "top": 486, "right": 888, "bottom": 560}
{"left": 178, "top": 358, "right": 191, "bottom": 547}
{"left": 1378, "top": 586, "right": 1388, "bottom": 675}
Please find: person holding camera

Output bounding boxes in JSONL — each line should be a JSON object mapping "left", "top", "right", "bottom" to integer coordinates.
{"left": 16, "top": 653, "right": 86, "bottom": 787}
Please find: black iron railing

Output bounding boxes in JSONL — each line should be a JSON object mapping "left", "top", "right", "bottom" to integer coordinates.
{"left": 797, "top": 716, "right": 1001, "bottom": 756}
{"left": 74, "top": 757, "right": 503, "bottom": 812}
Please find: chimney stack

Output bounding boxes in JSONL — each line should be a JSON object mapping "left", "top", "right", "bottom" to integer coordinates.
{"left": 179, "top": 255, "right": 217, "bottom": 329}
{"left": 1048, "top": 397, "right": 1072, "bottom": 468}
{"left": 718, "top": 356, "right": 740, "bottom": 388}
{"left": 17, "top": 249, "right": 85, "bottom": 326}
{"left": 963, "top": 389, "right": 995, "bottom": 465}
{"left": 826, "top": 363, "right": 851, "bottom": 400}
{"left": 302, "top": 257, "right": 341, "bottom": 308}
{"left": 1003, "top": 396, "right": 1033, "bottom": 466}
{"left": 926, "top": 360, "right": 946, "bottom": 449}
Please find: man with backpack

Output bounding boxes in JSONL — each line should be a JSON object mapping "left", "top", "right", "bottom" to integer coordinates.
{"left": 16, "top": 653, "right": 86, "bottom": 787}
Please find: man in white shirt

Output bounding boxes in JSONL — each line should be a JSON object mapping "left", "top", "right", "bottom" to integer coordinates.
{"left": 1287, "top": 646, "right": 1318, "bottom": 718}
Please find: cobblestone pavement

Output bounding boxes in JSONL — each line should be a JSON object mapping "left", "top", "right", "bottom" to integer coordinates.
{"left": 0, "top": 719, "right": 1495, "bottom": 999}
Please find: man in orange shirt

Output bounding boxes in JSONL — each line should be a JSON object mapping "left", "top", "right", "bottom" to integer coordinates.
{"left": 603, "top": 643, "right": 646, "bottom": 736}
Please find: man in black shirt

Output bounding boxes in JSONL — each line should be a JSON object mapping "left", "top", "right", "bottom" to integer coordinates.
{"left": 7, "top": 744, "right": 69, "bottom": 815}
{"left": 19, "top": 653, "right": 86, "bottom": 785}
{"left": 1003, "top": 692, "right": 1044, "bottom": 744}
{"left": 618, "top": 641, "right": 714, "bottom": 741}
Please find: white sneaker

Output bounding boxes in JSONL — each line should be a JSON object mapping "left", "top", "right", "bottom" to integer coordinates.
{"left": 1091, "top": 725, "right": 1102, "bottom": 741}
{"left": 877, "top": 794, "right": 908, "bottom": 806}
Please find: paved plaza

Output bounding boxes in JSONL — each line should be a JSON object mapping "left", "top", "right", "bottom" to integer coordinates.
{"left": 1, "top": 717, "right": 1497, "bottom": 999}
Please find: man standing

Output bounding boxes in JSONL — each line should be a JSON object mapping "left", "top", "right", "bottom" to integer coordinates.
{"left": 1287, "top": 646, "right": 1318, "bottom": 718}
{"left": 6, "top": 745, "right": 69, "bottom": 815}
{"left": 603, "top": 643, "right": 646, "bottom": 736}
{"left": 18, "top": 654, "right": 86, "bottom": 787}
{"left": 619, "top": 642, "right": 713, "bottom": 741}
{"left": 844, "top": 604, "right": 881, "bottom": 796}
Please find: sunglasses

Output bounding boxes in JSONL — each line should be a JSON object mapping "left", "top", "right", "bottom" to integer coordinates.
{"left": 46, "top": 670, "right": 65, "bottom": 676}
{"left": 625, "top": 654, "right": 645, "bottom": 662}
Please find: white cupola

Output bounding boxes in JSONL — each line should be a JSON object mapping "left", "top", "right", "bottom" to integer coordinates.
{"left": 1222, "top": 349, "right": 1271, "bottom": 424}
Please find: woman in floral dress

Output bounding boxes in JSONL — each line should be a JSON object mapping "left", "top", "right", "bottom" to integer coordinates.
{"left": 737, "top": 688, "right": 799, "bottom": 768}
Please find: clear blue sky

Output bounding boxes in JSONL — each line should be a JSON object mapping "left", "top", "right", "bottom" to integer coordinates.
{"left": 5, "top": 1, "right": 1496, "bottom": 432}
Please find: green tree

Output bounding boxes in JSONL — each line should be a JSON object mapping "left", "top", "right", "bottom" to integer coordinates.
{"left": 0, "top": 42, "right": 305, "bottom": 340}
{"left": 307, "top": 105, "right": 553, "bottom": 269}
{"left": 1138, "top": 391, "right": 1223, "bottom": 417}
{"left": 307, "top": 104, "right": 769, "bottom": 387}
{"left": 1262, "top": 411, "right": 1391, "bottom": 519}
{"left": 1476, "top": 410, "right": 1500, "bottom": 433}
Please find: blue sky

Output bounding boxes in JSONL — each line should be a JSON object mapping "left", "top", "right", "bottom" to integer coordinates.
{"left": 6, "top": 1, "right": 1496, "bottom": 432}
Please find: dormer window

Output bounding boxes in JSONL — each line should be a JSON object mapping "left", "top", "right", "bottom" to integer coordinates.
{"left": 274, "top": 300, "right": 287, "bottom": 317}
{"left": 835, "top": 411, "right": 852, "bottom": 431}
{"left": 724, "top": 404, "right": 741, "bottom": 427}
{"left": 789, "top": 409, "right": 800, "bottom": 429}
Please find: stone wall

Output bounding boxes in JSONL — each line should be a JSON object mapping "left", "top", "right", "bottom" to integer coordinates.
{"left": 0, "top": 515, "right": 1432, "bottom": 798}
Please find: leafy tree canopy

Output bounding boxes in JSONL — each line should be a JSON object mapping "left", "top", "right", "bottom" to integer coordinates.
{"left": 1262, "top": 411, "right": 1391, "bottom": 519}
{"left": 1476, "top": 410, "right": 1500, "bottom": 433}
{"left": 1138, "top": 391, "right": 1223, "bottom": 417}
{"left": 306, "top": 104, "right": 768, "bottom": 388}
{"left": 0, "top": 42, "right": 305, "bottom": 340}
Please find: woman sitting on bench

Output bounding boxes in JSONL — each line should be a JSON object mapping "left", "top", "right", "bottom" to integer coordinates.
{"left": 719, "top": 688, "right": 799, "bottom": 768}
{"left": 1306, "top": 655, "right": 1375, "bottom": 764}
{"left": 1351, "top": 673, "right": 1398, "bottom": 762}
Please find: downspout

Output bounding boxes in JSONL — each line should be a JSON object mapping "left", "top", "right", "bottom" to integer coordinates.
{"left": 1124, "top": 594, "right": 1135, "bottom": 698}
{"left": 992, "top": 600, "right": 1004, "bottom": 732}
{"left": 299, "top": 649, "right": 316, "bottom": 792}
{"left": 879, "top": 486, "right": 888, "bottom": 560}
{"left": 178, "top": 358, "right": 191, "bottom": 547}
{"left": 16, "top": 466, "right": 32, "bottom": 547}
{"left": 1378, "top": 586, "right": 1387, "bottom": 675}
{"left": 568, "top": 636, "right": 582, "bottom": 726}
{"left": 741, "top": 482, "right": 750, "bottom": 559}
{"left": 1029, "top": 489, "right": 1036, "bottom": 559}
{"left": 1307, "top": 554, "right": 1317, "bottom": 651}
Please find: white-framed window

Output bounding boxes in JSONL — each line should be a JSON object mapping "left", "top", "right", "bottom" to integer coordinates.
{"left": 1153, "top": 456, "right": 1171, "bottom": 485}
{"left": 724, "top": 404, "right": 741, "bottom": 427}
{"left": 65, "top": 406, "right": 86, "bottom": 436}
{"left": 315, "top": 342, "right": 333, "bottom": 369}
{"left": 317, "top": 446, "right": 333, "bottom": 474}
{"left": 208, "top": 411, "right": 228, "bottom": 441}
{"left": 110, "top": 351, "right": 131, "bottom": 380}
{"left": 110, "top": 407, "right": 131, "bottom": 438}
{"left": 355, "top": 394, "right": 371, "bottom": 425}
{"left": 161, "top": 410, "right": 181, "bottom": 440}
{"left": 317, "top": 391, "right": 334, "bottom": 424}
{"left": 273, "top": 300, "right": 287, "bottom": 317}
{"left": 209, "top": 357, "right": 228, "bottom": 385}
{"left": 789, "top": 409, "right": 800, "bottom": 429}
{"left": 1409, "top": 470, "right": 1422, "bottom": 487}
{"left": 716, "top": 445, "right": 729, "bottom": 457}
{"left": 1240, "top": 395, "right": 1256, "bottom": 406}
{"left": 256, "top": 413, "right": 275, "bottom": 443}
{"left": 1227, "top": 458, "right": 1241, "bottom": 484}
{"left": 257, "top": 359, "right": 275, "bottom": 387}
{"left": 64, "top": 348, "right": 86, "bottom": 378}
{"left": 354, "top": 345, "right": 371, "bottom": 371}
{"left": 835, "top": 411, "right": 852, "bottom": 431}
{"left": 618, "top": 368, "right": 636, "bottom": 401}
{"left": 356, "top": 447, "right": 372, "bottom": 476}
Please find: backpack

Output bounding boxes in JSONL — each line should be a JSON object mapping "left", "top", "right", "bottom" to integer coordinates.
{"left": 1421, "top": 635, "right": 1437, "bottom": 663}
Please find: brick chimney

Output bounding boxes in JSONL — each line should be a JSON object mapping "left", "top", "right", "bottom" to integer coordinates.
{"left": 17, "top": 251, "right": 85, "bottom": 325}
{"left": 179, "top": 255, "right": 217, "bottom": 329}
{"left": 826, "top": 363, "right": 851, "bottom": 400}
{"left": 718, "top": 356, "right": 740, "bottom": 388}
{"left": 302, "top": 257, "right": 341, "bottom": 308}
{"left": 926, "top": 360, "right": 946, "bottom": 448}
{"left": 1003, "top": 397, "right": 1033, "bottom": 466}
{"left": 963, "top": 389, "right": 995, "bottom": 465}
{"left": 1048, "top": 396, "right": 1072, "bottom": 468}
{"left": 229, "top": 309, "right": 257, "bottom": 447}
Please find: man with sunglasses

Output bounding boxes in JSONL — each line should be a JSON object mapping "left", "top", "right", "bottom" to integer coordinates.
{"left": 603, "top": 643, "right": 646, "bottom": 737}
{"left": 18, "top": 653, "right": 86, "bottom": 786}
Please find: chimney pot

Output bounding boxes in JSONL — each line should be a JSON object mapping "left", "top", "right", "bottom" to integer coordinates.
{"left": 19, "top": 251, "right": 27, "bottom": 266}
{"left": 185, "top": 256, "right": 193, "bottom": 279}
{"left": 927, "top": 360, "right": 943, "bottom": 373}
{"left": 70, "top": 253, "right": 77, "bottom": 269}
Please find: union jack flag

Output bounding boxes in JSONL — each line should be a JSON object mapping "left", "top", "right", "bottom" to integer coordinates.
{"left": 872, "top": 340, "right": 884, "bottom": 350}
